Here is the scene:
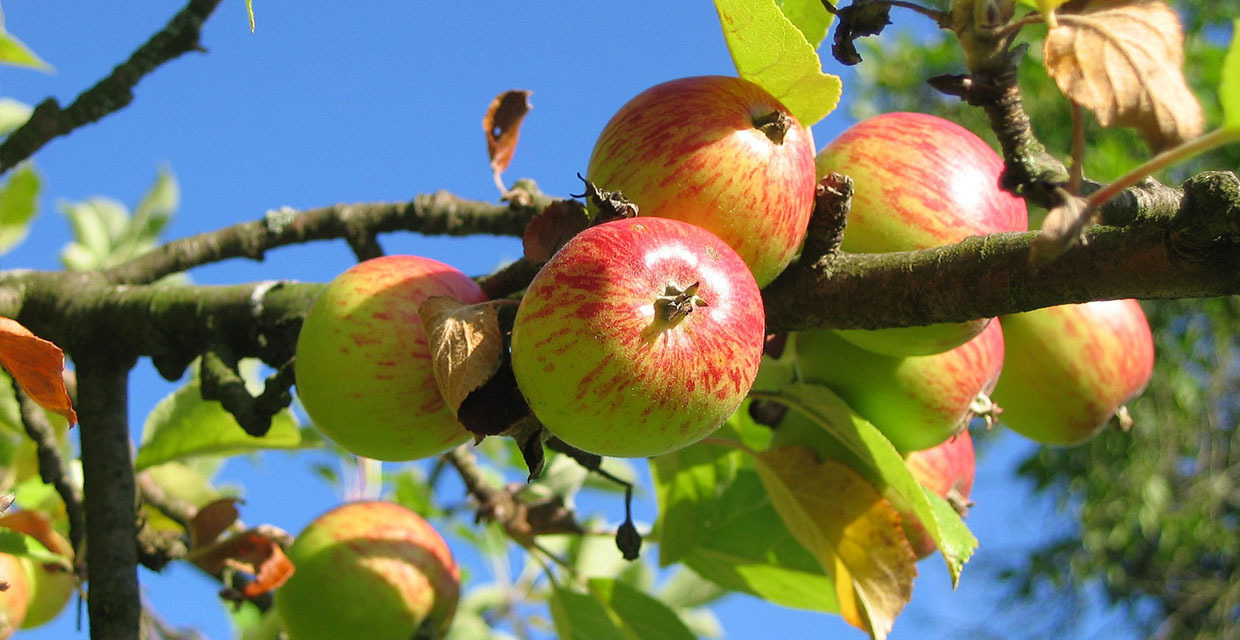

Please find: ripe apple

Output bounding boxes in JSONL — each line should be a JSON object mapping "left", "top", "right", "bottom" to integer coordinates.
{"left": 0, "top": 552, "right": 29, "bottom": 639}
{"left": 510, "top": 217, "right": 765, "bottom": 458}
{"left": 275, "top": 501, "right": 460, "bottom": 640}
{"left": 795, "top": 320, "right": 1004, "bottom": 452}
{"left": 992, "top": 299, "right": 1155, "bottom": 445}
{"left": 0, "top": 511, "right": 74, "bottom": 629}
{"left": 586, "top": 75, "right": 817, "bottom": 287}
{"left": 815, "top": 111, "right": 1028, "bottom": 356}
{"left": 902, "top": 432, "right": 975, "bottom": 559}
{"left": 295, "top": 255, "right": 486, "bottom": 461}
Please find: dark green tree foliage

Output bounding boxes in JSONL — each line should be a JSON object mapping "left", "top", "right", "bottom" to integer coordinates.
{"left": 847, "top": 4, "right": 1239, "bottom": 638}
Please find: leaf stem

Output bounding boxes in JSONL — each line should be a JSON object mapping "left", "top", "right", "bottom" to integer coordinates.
{"left": 1087, "top": 127, "right": 1240, "bottom": 210}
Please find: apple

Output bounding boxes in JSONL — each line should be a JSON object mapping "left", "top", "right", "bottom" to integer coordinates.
{"left": 0, "top": 552, "right": 29, "bottom": 639}
{"left": 992, "top": 299, "right": 1155, "bottom": 445}
{"left": 902, "top": 431, "right": 975, "bottom": 559}
{"left": 0, "top": 511, "right": 75, "bottom": 629}
{"left": 295, "top": 255, "right": 486, "bottom": 461}
{"left": 510, "top": 217, "right": 765, "bottom": 458}
{"left": 814, "top": 111, "right": 1028, "bottom": 356}
{"left": 795, "top": 319, "right": 1004, "bottom": 452}
{"left": 275, "top": 501, "right": 460, "bottom": 640}
{"left": 586, "top": 75, "right": 817, "bottom": 287}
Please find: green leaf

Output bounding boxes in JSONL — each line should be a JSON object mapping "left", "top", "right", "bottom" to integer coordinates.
{"left": 0, "top": 163, "right": 40, "bottom": 255}
{"left": 135, "top": 365, "right": 301, "bottom": 471}
{"left": 763, "top": 383, "right": 977, "bottom": 585}
{"left": 548, "top": 580, "right": 696, "bottom": 640}
{"left": 651, "top": 414, "right": 839, "bottom": 612}
{"left": 0, "top": 529, "right": 69, "bottom": 569}
{"left": 0, "top": 30, "right": 52, "bottom": 72}
{"left": 1222, "top": 18, "right": 1240, "bottom": 130}
{"left": 588, "top": 578, "right": 696, "bottom": 640}
{"left": 775, "top": 0, "right": 832, "bottom": 49}
{"left": 246, "top": 0, "right": 256, "bottom": 32}
{"left": 714, "top": 0, "right": 842, "bottom": 126}
{"left": 114, "top": 168, "right": 179, "bottom": 261}
{"left": 0, "top": 98, "right": 32, "bottom": 137}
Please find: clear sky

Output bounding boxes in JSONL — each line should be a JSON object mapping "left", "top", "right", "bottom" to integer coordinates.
{"left": 0, "top": 2, "right": 1144, "bottom": 639}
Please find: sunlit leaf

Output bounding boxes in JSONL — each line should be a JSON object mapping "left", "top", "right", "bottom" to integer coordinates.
{"left": 1044, "top": 0, "right": 1203, "bottom": 150}
{"left": 754, "top": 448, "right": 916, "bottom": 640}
{"left": 765, "top": 383, "right": 977, "bottom": 583}
{"left": 419, "top": 297, "right": 504, "bottom": 412}
{"left": 0, "top": 317, "right": 76, "bottom": 425}
{"left": 135, "top": 365, "right": 301, "bottom": 470}
{"left": 775, "top": 0, "right": 832, "bottom": 48}
{"left": 714, "top": 0, "right": 842, "bottom": 125}
{"left": 0, "top": 163, "right": 40, "bottom": 255}
{"left": 0, "top": 30, "right": 52, "bottom": 72}
{"left": 1222, "top": 18, "right": 1240, "bottom": 129}
{"left": 0, "top": 99, "right": 32, "bottom": 137}
{"left": 246, "top": 0, "right": 256, "bottom": 32}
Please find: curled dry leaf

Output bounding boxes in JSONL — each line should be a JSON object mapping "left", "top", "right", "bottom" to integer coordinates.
{"left": 522, "top": 200, "right": 590, "bottom": 264}
{"left": 484, "top": 89, "right": 533, "bottom": 194}
{"left": 754, "top": 446, "right": 916, "bottom": 640}
{"left": 418, "top": 297, "right": 505, "bottom": 412}
{"left": 187, "top": 528, "right": 294, "bottom": 597}
{"left": 0, "top": 316, "right": 77, "bottom": 426}
{"left": 1044, "top": 0, "right": 1203, "bottom": 151}
{"left": 188, "top": 498, "right": 242, "bottom": 549}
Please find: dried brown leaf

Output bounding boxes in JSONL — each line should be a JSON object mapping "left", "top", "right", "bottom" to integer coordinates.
{"left": 189, "top": 498, "right": 242, "bottom": 549}
{"left": 187, "top": 528, "right": 294, "bottom": 597}
{"left": 522, "top": 200, "right": 590, "bottom": 264}
{"left": 484, "top": 90, "right": 533, "bottom": 188}
{"left": 1031, "top": 189, "right": 1094, "bottom": 264}
{"left": 1044, "top": 0, "right": 1203, "bottom": 150}
{"left": 419, "top": 297, "right": 504, "bottom": 412}
{"left": 0, "top": 317, "right": 77, "bottom": 426}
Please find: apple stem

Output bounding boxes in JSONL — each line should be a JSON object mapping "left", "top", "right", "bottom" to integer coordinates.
{"left": 752, "top": 110, "right": 792, "bottom": 144}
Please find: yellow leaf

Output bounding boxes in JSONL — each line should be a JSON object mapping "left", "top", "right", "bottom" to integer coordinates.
{"left": 754, "top": 446, "right": 916, "bottom": 640}
{"left": 1044, "top": 0, "right": 1203, "bottom": 151}
{"left": 418, "top": 297, "right": 504, "bottom": 412}
{"left": 715, "top": 0, "right": 842, "bottom": 126}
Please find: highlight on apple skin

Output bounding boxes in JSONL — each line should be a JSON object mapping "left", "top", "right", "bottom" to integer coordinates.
{"left": 795, "top": 319, "right": 1004, "bottom": 453}
{"left": 275, "top": 500, "right": 460, "bottom": 640}
{"left": 510, "top": 217, "right": 766, "bottom": 458}
{"left": 992, "top": 299, "right": 1156, "bottom": 446}
{"left": 814, "top": 111, "right": 1028, "bottom": 356}
{"left": 294, "top": 255, "right": 487, "bottom": 461}
{"left": 586, "top": 75, "right": 818, "bottom": 287}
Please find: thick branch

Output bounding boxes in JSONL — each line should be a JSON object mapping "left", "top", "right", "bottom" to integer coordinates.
{"left": 103, "top": 190, "right": 550, "bottom": 284}
{"left": 0, "top": 0, "right": 223, "bottom": 176}
{"left": 77, "top": 358, "right": 140, "bottom": 640}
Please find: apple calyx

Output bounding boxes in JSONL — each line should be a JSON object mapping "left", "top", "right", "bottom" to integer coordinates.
{"left": 751, "top": 110, "right": 792, "bottom": 144}
{"left": 653, "top": 281, "right": 708, "bottom": 326}
{"left": 572, "top": 174, "right": 639, "bottom": 224}
{"left": 968, "top": 392, "right": 1001, "bottom": 430}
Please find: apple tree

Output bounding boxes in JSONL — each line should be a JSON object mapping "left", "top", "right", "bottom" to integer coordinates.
{"left": 0, "top": 1, "right": 1237, "bottom": 639}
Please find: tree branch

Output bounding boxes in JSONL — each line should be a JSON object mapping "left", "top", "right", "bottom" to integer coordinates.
{"left": 76, "top": 358, "right": 140, "bottom": 640}
{"left": 11, "top": 382, "right": 85, "bottom": 565}
{"left": 0, "top": 0, "right": 224, "bottom": 176}
{"left": 102, "top": 190, "right": 550, "bottom": 284}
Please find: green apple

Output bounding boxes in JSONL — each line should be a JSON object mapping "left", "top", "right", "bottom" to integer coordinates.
{"left": 0, "top": 552, "right": 28, "bottom": 639}
{"left": 795, "top": 320, "right": 1004, "bottom": 452}
{"left": 0, "top": 511, "right": 74, "bottom": 629}
{"left": 992, "top": 299, "right": 1155, "bottom": 445}
{"left": 295, "top": 255, "right": 486, "bottom": 461}
{"left": 815, "top": 111, "right": 1028, "bottom": 355}
{"left": 510, "top": 217, "right": 766, "bottom": 458}
{"left": 586, "top": 75, "right": 817, "bottom": 287}
{"left": 276, "top": 501, "right": 460, "bottom": 640}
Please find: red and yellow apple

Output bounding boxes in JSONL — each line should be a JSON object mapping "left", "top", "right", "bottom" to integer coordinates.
{"left": 795, "top": 320, "right": 1004, "bottom": 452}
{"left": 0, "top": 511, "right": 74, "bottom": 629}
{"left": 510, "top": 217, "right": 766, "bottom": 458}
{"left": 294, "top": 255, "right": 486, "bottom": 461}
{"left": 815, "top": 111, "right": 1028, "bottom": 355}
{"left": 586, "top": 75, "right": 817, "bottom": 287}
{"left": 275, "top": 501, "right": 460, "bottom": 640}
{"left": 0, "top": 552, "right": 28, "bottom": 639}
{"left": 992, "top": 299, "right": 1155, "bottom": 445}
{"left": 902, "top": 432, "right": 975, "bottom": 559}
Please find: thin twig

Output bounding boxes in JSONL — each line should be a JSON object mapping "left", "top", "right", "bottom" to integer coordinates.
{"left": 11, "top": 382, "right": 85, "bottom": 562}
{"left": 0, "top": 0, "right": 225, "bottom": 175}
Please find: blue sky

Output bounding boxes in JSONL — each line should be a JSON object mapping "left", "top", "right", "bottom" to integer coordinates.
{"left": 0, "top": 2, "right": 1145, "bottom": 639}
